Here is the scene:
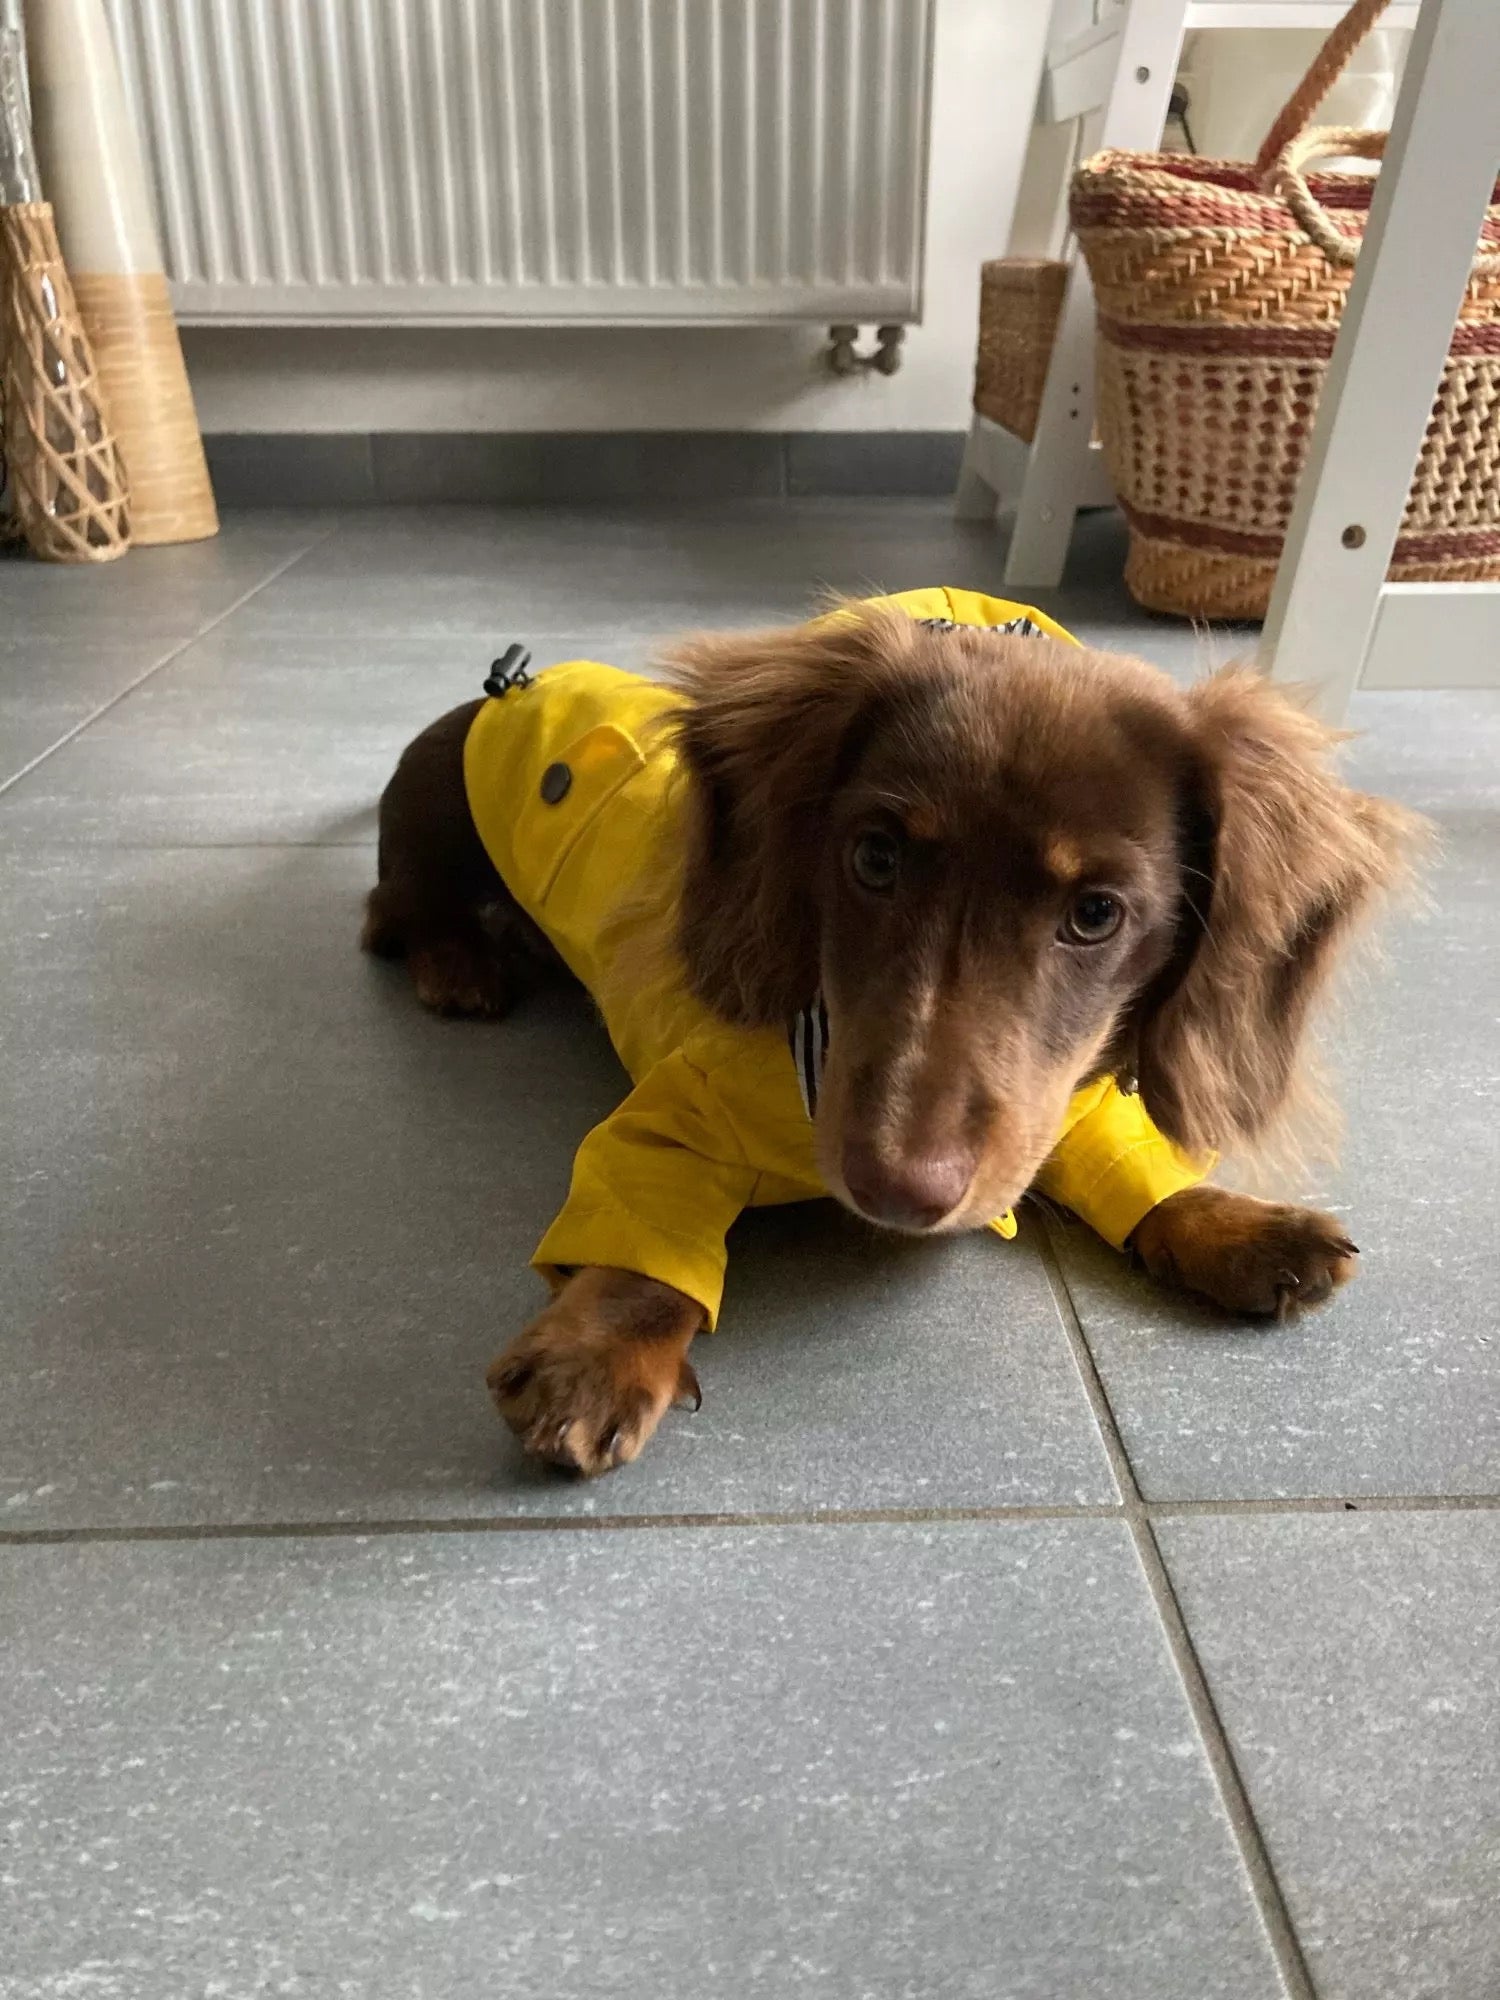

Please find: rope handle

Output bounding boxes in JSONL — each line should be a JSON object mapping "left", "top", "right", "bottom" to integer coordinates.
{"left": 1273, "top": 125, "right": 1384, "bottom": 265}
{"left": 1253, "top": 0, "right": 1392, "bottom": 178}
{"left": 1270, "top": 120, "right": 1500, "bottom": 275}
{"left": 1258, "top": 0, "right": 1500, "bottom": 276}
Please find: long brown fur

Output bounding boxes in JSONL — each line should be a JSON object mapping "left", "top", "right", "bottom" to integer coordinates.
{"left": 665, "top": 609, "right": 929, "bottom": 1025}
{"left": 1133, "top": 669, "right": 1426, "bottom": 1158}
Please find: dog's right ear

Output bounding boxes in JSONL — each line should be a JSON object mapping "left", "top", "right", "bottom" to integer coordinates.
{"left": 1135, "top": 668, "right": 1426, "bottom": 1157}
{"left": 664, "top": 607, "right": 917, "bottom": 1025}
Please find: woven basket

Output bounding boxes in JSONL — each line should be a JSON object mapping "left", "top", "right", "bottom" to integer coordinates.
{"left": 973, "top": 258, "right": 1068, "bottom": 443}
{"left": 0, "top": 201, "right": 130, "bottom": 562}
{"left": 1070, "top": 0, "right": 1500, "bottom": 619}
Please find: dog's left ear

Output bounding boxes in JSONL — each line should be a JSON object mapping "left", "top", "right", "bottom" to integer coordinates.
{"left": 1135, "top": 669, "right": 1426, "bottom": 1156}
{"left": 664, "top": 607, "right": 919, "bottom": 1025}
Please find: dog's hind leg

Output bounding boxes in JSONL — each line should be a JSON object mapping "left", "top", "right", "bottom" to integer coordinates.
{"left": 363, "top": 698, "right": 561, "bottom": 1019}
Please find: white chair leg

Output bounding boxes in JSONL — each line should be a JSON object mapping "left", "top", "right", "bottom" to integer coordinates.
{"left": 1258, "top": 0, "right": 1500, "bottom": 719}
{"left": 1004, "top": 0, "right": 1189, "bottom": 589}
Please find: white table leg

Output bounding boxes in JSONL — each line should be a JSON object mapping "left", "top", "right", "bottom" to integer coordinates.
{"left": 1005, "top": 0, "right": 1189, "bottom": 589}
{"left": 1258, "top": 0, "right": 1500, "bottom": 718}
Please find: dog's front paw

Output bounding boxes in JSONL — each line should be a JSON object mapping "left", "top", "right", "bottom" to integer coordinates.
{"left": 1130, "top": 1185, "right": 1359, "bottom": 1318}
{"left": 487, "top": 1268, "right": 703, "bottom": 1477}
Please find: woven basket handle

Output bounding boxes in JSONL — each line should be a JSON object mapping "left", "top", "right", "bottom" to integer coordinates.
{"left": 1253, "top": 0, "right": 1393, "bottom": 177}
{"left": 1273, "top": 124, "right": 1384, "bottom": 264}
{"left": 1268, "top": 97, "right": 1500, "bottom": 277}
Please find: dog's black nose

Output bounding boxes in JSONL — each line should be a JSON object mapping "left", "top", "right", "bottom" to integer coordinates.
{"left": 841, "top": 1144, "right": 973, "bottom": 1230}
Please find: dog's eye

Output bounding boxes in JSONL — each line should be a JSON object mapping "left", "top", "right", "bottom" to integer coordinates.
{"left": 850, "top": 831, "right": 901, "bottom": 894}
{"left": 1060, "top": 890, "right": 1123, "bottom": 945}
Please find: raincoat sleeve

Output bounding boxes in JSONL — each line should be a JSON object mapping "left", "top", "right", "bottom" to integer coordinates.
{"left": 532, "top": 1048, "right": 762, "bottom": 1331}
{"left": 1033, "top": 1079, "right": 1212, "bottom": 1251}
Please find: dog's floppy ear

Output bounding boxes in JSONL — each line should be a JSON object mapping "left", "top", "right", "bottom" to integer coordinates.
{"left": 1136, "top": 669, "right": 1425, "bottom": 1157}
{"left": 664, "top": 606, "right": 918, "bottom": 1024}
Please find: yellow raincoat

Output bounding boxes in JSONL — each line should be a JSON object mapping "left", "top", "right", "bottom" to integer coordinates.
{"left": 464, "top": 587, "right": 1208, "bottom": 1326}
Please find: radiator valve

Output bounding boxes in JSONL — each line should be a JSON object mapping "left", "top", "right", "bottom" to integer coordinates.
{"left": 826, "top": 324, "right": 905, "bottom": 377}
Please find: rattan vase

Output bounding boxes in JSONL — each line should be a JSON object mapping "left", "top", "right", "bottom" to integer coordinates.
{"left": 0, "top": 200, "right": 130, "bottom": 562}
{"left": 22, "top": 0, "right": 216, "bottom": 546}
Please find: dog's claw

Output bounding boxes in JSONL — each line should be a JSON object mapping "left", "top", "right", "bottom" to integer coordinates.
{"left": 1334, "top": 1238, "right": 1360, "bottom": 1257}
{"left": 529, "top": 1419, "right": 574, "bottom": 1463}
{"left": 1270, "top": 1271, "right": 1301, "bottom": 1320}
{"left": 675, "top": 1360, "right": 703, "bottom": 1413}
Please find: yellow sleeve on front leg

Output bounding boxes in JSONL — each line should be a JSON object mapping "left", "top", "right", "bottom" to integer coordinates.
{"left": 1034, "top": 1077, "right": 1214, "bottom": 1251}
{"left": 532, "top": 1050, "right": 760, "bottom": 1331}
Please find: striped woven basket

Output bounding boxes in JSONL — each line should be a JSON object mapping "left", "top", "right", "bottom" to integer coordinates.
{"left": 1070, "top": 0, "right": 1500, "bottom": 620}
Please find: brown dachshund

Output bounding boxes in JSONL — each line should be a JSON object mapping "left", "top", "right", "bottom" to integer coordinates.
{"left": 366, "top": 600, "right": 1422, "bottom": 1475}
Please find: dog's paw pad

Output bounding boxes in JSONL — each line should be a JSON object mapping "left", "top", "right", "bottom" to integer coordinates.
{"left": 410, "top": 940, "right": 513, "bottom": 1018}
{"left": 487, "top": 1337, "right": 688, "bottom": 1479}
{"left": 1134, "top": 1188, "right": 1361, "bottom": 1319}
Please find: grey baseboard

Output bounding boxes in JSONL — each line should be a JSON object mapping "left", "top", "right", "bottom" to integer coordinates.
{"left": 202, "top": 431, "right": 966, "bottom": 507}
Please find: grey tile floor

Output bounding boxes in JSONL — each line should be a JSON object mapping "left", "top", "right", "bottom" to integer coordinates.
{"left": 2, "top": 503, "right": 1496, "bottom": 2000}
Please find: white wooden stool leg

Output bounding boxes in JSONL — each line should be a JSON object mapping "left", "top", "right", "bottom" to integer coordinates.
{"left": 1002, "top": 255, "right": 1103, "bottom": 586}
{"left": 955, "top": 416, "right": 1000, "bottom": 521}
{"left": 1009, "top": 119, "right": 1081, "bottom": 263}
{"left": 1259, "top": 0, "right": 1500, "bottom": 719}
{"left": 1005, "top": 0, "right": 1190, "bottom": 590}
{"left": 953, "top": 34, "right": 1081, "bottom": 524}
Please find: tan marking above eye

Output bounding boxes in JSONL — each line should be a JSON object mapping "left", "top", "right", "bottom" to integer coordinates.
{"left": 1042, "top": 836, "right": 1085, "bottom": 883}
{"left": 903, "top": 805, "right": 944, "bottom": 842}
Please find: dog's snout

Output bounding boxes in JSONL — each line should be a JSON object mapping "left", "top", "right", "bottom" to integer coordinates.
{"left": 841, "top": 1143, "right": 974, "bottom": 1230}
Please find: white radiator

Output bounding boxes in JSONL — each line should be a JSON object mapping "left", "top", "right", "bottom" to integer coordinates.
{"left": 103, "top": 0, "right": 936, "bottom": 326}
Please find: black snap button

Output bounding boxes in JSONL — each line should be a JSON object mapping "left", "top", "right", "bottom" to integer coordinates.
{"left": 540, "top": 761, "right": 572, "bottom": 804}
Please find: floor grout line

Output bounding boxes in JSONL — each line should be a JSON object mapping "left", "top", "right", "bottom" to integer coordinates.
{"left": 1, "top": 1504, "right": 1126, "bottom": 1548}
{"left": 1148, "top": 1492, "right": 1500, "bottom": 1514}
{"left": 1128, "top": 1515, "right": 1318, "bottom": 2000}
{"left": 1036, "top": 1218, "right": 1318, "bottom": 2000}
{"left": 0, "top": 522, "right": 341, "bottom": 801}
{"left": 4, "top": 1489, "right": 1496, "bottom": 1550}
{"left": 1035, "top": 1223, "right": 1141, "bottom": 1511}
